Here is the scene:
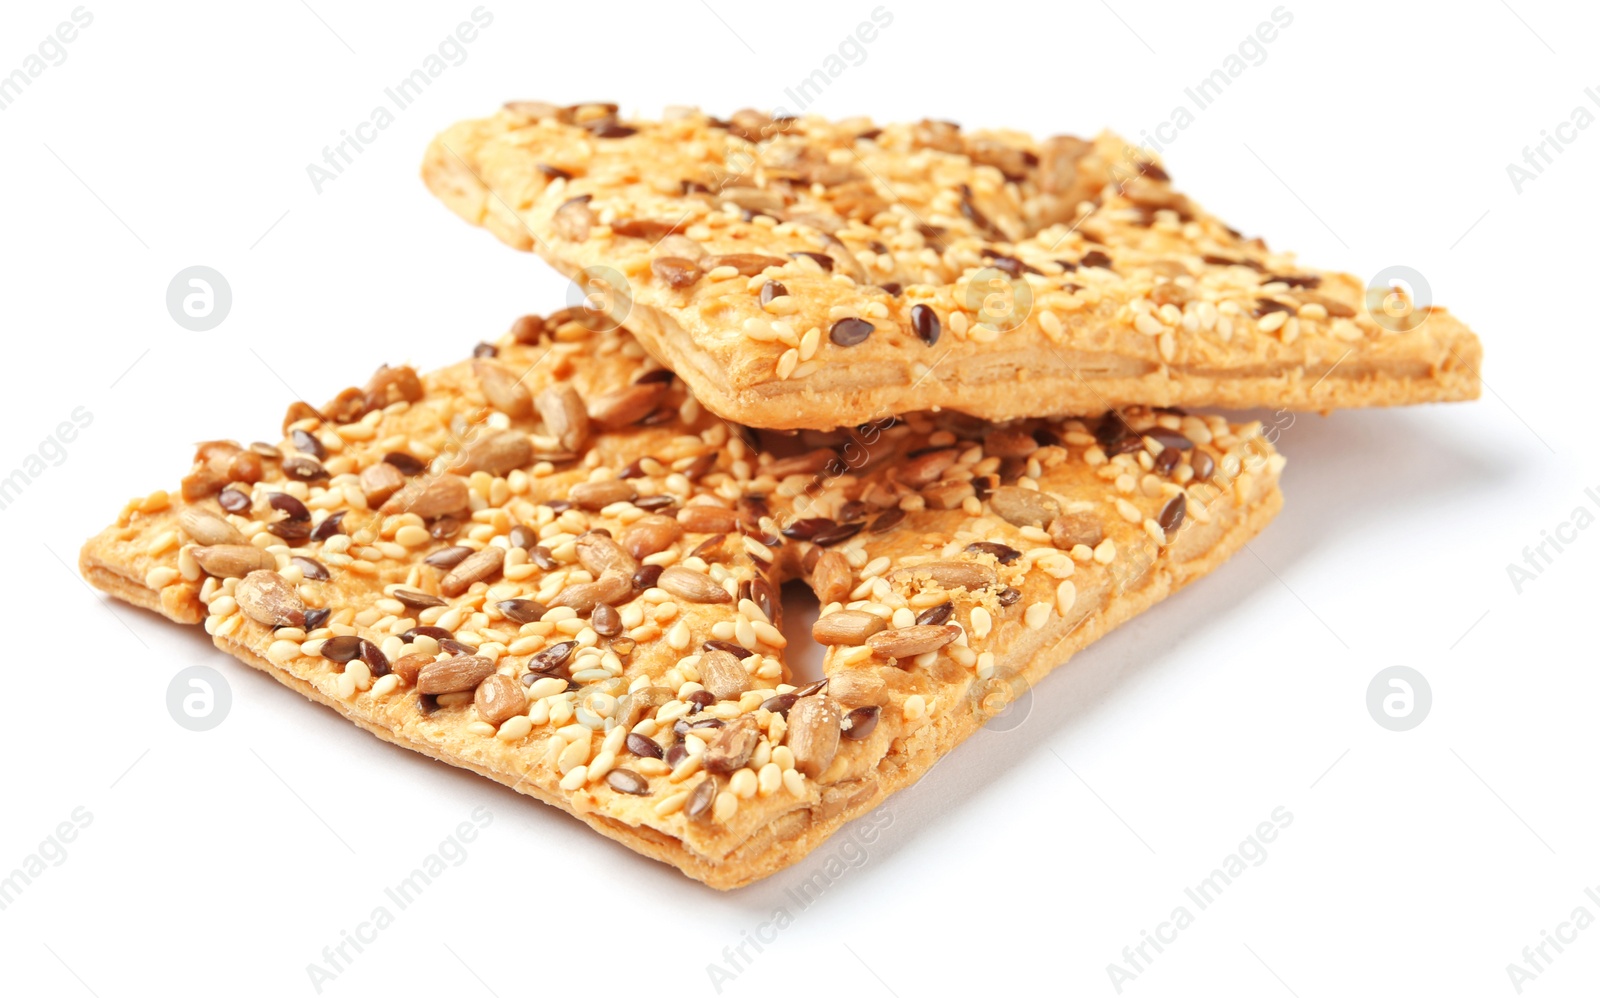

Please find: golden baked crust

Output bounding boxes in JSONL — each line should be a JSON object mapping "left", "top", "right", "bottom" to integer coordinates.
{"left": 81, "top": 311, "right": 1282, "bottom": 888}
{"left": 423, "top": 102, "right": 1481, "bottom": 430}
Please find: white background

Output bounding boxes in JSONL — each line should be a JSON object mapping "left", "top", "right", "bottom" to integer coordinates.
{"left": 2, "top": 1, "right": 1597, "bottom": 995}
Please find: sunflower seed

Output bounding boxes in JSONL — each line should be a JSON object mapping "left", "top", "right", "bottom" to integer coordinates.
{"left": 1048, "top": 513, "right": 1103, "bottom": 550}
{"left": 381, "top": 474, "right": 471, "bottom": 519}
{"left": 234, "top": 570, "right": 307, "bottom": 628}
{"left": 358, "top": 461, "right": 406, "bottom": 505}
{"left": 706, "top": 253, "right": 787, "bottom": 276}
{"left": 703, "top": 716, "right": 760, "bottom": 774}
{"left": 699, "top": 649, "right": 751, "bottom": 700}
{"left": 439, "top": 546, "right": 505, "bottom": 597}
{"left": 178, "top": 507, "right": 244, "bottom": 546}
{"left": 888, "top": 561, "right": 996, "bottom": 592}
{"left": 866, "top": 623, "right": 961, "bottom": 660}
{"left": 616, "top": 686, "right": 674, "bottom": 729}
{"left": 988, "top": 486, "right": 1061, "bottom": 528}
{"left": 658, "top": 566, "right": 731, "bottom": 604}
{"left": 678, "top": 505, "right": 739, "bottom": 533}
{"left": 417, "top": 654, "right": 497, "bottom": 694}
{"left": 473, "top": 359, "right": 533, "bottom": 417}
{"left": 535, "top": 383, "right": 589, "bottom": 452}
{"left": 192, "top": 544, "right": 275, "bottom": 579}
{"left": 620, "top": 515, "right": 681, "bottom": 558}
{"left": 553, "top": 195, "right": 595, "bottom": 240}
{"left": 569, "top": 479, "right": 635, "bottom": 511}
{"left": 812, "top": 609, "right": 885, "bottom": 645}
{"left": 588, "top": 383, "right": 666, "bottom": 428}
{"left": 576, "top": 532, "right": 640, "bottom": 577}
{"left": 474, "top": 674, "right": 527, "bottom": 725}
{"left": 651, "top": 256, "right": 703, "bottom": 289}
{"left": 788, "top": 696, "right": 841, "bottom": 778}
{"left": 452, "top": 430, "right": 532, "bottom": 477}
{"left": 548, "top": 573, "right": 632, "bottom": 613}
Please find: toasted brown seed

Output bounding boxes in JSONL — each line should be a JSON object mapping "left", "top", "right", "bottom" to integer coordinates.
{"left": 625, "top": 732, "right": 663, "bottom": 759}
{"left": 291, "top": 556, "right": 330, "bottom": 581}
{"left": 898, "top": 448, "right": 958, "bottom": 487}
{"left": 788, "top": 696, "right": 842, "bottom": 778}
{"left": 358, "top": 461, "right": 406, "bottom": 505}
{"left": 553, "top": 196, "right": 595, "bottom": 240}
{"left": 828, "top": 670, "right": 886, "bottom": 708}
{"left": 392, "top": 588, "right": 446, "bottom": 609}
{"left": 843, "top": 705, "right": 881, "bottom": 741}
{"left": 473, "top": 359, "right": 533, "bottom": 417}
{"left": 474, "top": 674, "right": 527, "bottom": 725}
{"left": 1048, "top": 513, "right": 1104, "bottom": 550}
{"left": 685, "top": 777, "right": 718, "bottom": 819}
{"left": 767, "top": 448, "right": 838, "bottom": 477}
{"left": 591, "top": 603, "right": 622, "bottom": 637}
{"left": 606, "top": 769, "right": 650, "bottom": 795}
{"left": 966, "top": 541, "right": 1022, "bottom": 564}
{"left": 495, "top": 599, "right": 547, "bottom": 624}
{"left": 889, "top": 561, "right": 997, "bottom": 592}
{"left": 655, "top": 234, "right": 706, "bottom": 261}
{"left": 699, "top": 649, "right": 751, "bottom": 700}
{"left": 234, "top": 570, "right": 307, "bottom": 628}
{"left": 440, "top": 546, "right": 505, "bottom": 597}
{"left": 615, "top": 686, "right": 674, "bottom": 729}
{"left": 909, "top": 303, "right": 941, "bottom": 345}
{"left": 548, "top": 573, "right": 632, "bottom": 614}
{"left": 381, "top": 474, "right": 471, "bottom": 519}
{"left": 706, "top": 253, "right": 787, "bottom": 276}
{"left": 178, "top": 507, "right": 245, "bottom": 546}
{"left": 388, "top": 651, "right": 433, "bottom": 686}
{"left": 569, "top": 479, "right": 636, "bottom": 511}
{"left": 703, "top": 716, "right": 760, "bottom": 774}
{"left": 217, "top": 488, "right": 252, "bottom": 514}
{"left": 588, "top": 383, "right": 666, "bottom": 428}
{"left": 452, "top": 430, "right": 532, "bottom": 477}
{"left": 1159, "top": 494, "right": 1187, "bottom": 536}
{"left": 988, "top": 486, "right": 1062, "bottom": 528}
{"left": 535, "top": 383, "right": 589, "bottom": 453}
{"left": 576, "top": 531, "right": 640, "bottom": 577}
{"left": 829, "top": 317, "right": 875, "bottom": 346}
{"left": 651, "top": 256, "right": 703, "bottom": 289}
{"left": 417, "top": 654, "right": 497, "bottom": 694}
{"left": 620, "top": 515, "right": 681, "bottom": 559}
{"left": 658, "top": 566, "right": 731, "bottom": 604}
{"left": 424, "top": 545, "right": 474, "bottom": 569}
{"left": 528, "top": 640, "right": 577, "bottom": 673}
{"left": 915, "top": 601, "right": 954, "bottom": 626}
{"left": 805, "top": 549, "right": 851, "bottom": 606}
{"left": 677, "top": 504, "right": 739, "bottom": 533}
{"left": 193, "top": 544, "right": 276, "bottom": 579}
{"left": 867, "top": 623, "right": 961, "bottom": 660}
{"left": 812, "top": 609, "right": 886, "bottom": 645}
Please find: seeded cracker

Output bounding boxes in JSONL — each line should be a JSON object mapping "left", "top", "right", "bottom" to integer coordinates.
{"left": 424, "top": 102, "right": 1481, "bottom": 430}
{"left": 80, "top": 312, "right": 1283, "bottom": 888}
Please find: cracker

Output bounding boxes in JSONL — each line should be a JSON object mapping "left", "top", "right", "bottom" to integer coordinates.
{"left": 423, "top": 102, "right": 1480, "bottom": 429}
{"left": 81, "top": 311, "right": 1283, "bottom": 888}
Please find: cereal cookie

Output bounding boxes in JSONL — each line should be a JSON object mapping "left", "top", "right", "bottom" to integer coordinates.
{"left": 424, "top": 102, "right": 1480, "bottom": 429}
{"left": 81, "top": 310, "right": 1283, "bottom": 888}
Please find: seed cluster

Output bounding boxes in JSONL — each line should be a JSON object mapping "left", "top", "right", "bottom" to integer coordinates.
{"left": 93, "top": 309, "right": 1282, "bottom": 860}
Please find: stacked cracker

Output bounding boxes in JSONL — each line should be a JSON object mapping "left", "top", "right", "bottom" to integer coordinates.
{"left": 82, "top": 103, "right": 1479, "bottom": 889}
